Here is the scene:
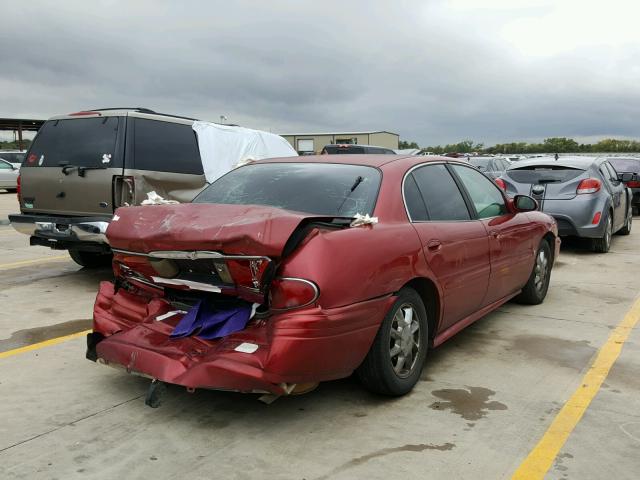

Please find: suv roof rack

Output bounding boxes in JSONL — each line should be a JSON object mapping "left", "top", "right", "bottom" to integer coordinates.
{"left": 89, "top": 107, "right": 198, "bottom": 121}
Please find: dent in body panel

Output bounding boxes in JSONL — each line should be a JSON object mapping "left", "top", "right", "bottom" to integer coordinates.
{"left": 124, "top": 169, "right": 207, "bottom": 204}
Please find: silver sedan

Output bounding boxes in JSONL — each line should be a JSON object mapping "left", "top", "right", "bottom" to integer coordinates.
{"left": 0, "top": 158, "right": 19, "bottom": 192}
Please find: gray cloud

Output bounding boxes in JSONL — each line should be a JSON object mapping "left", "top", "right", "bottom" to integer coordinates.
{"left": 1, "top": 0, "right": 639, "bottom": 145}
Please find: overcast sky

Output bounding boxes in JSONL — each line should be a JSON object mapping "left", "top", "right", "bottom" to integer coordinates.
{"left": 1, "top": 0, "right": 639, "bottom": 145}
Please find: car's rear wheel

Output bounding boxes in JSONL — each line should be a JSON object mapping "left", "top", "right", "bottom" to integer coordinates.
{"left": 619, "top": 205, "right": 632, "bottom": 235}
{"left": 515, "top": 240, "right": 552, "bottom": 305}
{"left": 591, "top": 214, "right": 612, "bottom": 253}
{"left": 357, "top": 287, "right": 429, "bottom": 396}
{"left": 68, "top": 249, "right": 112, "bottom": 268}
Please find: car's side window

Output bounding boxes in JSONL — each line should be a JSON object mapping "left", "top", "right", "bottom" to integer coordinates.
{"left": 599, "top": 165, "right": 615, "bottom": 188}
{"left": 451, "top": 164, "right": 508, "bottom": 219}
{"left": 134, "top": 118, "right": 203, "bottom": 175}
{"left": 411, "top": 164, "right": 471, "bottom": 221}
{"left": 604, "top": 162, "right": 619, "bottom": 184}
{"left": 0, "top": 161, "right": 12, "bottom": 170}
{"left": 403, "top": 174, "right": 429, "bottom": 221}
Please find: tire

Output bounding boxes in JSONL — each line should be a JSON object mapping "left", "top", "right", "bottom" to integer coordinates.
{"left": 68, "top": 249, "right": 112, "bottom": 268}
{"left": 357, "top": 287, "right": 429, "bottom": 396}
{"left": 515, "top": 240, "right": 552, "bottom": 305}
{"left": 591, "top": 213, "right": 612, "bottom": 253}
{"left": 618, "top": 205, "right": 632, "bottom": 235}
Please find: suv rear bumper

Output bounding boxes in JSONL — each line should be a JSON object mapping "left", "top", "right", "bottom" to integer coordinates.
{"left": 9, "top": 213, "right": 112, "bottom": 247}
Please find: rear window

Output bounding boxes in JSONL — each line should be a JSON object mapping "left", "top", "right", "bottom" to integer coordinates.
{"left": 194, "top": 162, "right": 381, "bottom": 216}
{"left": 323, "top": 145, "right": 366, "bottom": 155}
{"left": 469, "top": 158, "right": 492, "bottom": 170}
{"left": 24, "top": 117, "right": 120, "bottom": 167}
{"left": 133, "top": 118, "right": 203, "bottom": 175}
{"left": 506, "top": 165, "right": 585, "bottom": 184}
{"left": 608, "top": 158, "right": 640, "bottom": 173}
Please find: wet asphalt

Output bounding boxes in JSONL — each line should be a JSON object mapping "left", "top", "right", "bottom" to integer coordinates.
{"left": 0, "top": 191, "right": 639, "bottom": 479}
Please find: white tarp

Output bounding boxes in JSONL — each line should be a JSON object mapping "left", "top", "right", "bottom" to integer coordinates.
{"left": 192, "top": 121, "right": 298, "bottom": 183}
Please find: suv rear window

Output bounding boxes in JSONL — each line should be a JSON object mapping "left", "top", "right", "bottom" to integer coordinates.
{"left": 133, "top": 118, "right": 203, "bottom": 175}
{"left": 194, "top": 162, "right": 381, "bottom": 216}
{"left": 506, "top": 165, "right": 585, "bottom": 184}
{"left": 25, "top": 117, "right": 121, "bottom": 167}
{"left": 608, "top": 158, "right": 640, "bottom": 173}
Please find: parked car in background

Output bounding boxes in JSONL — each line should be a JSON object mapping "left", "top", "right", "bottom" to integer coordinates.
{"left": 469, "top": 156, "right": 511, "bottom": 179}
{"left": 497, "top": 156, "right": 633, "bottom": 252}
{"left": 88, "top": 155, "right": 558, "bottom": 401}
{"left": 0, "top": 158, "right": 19, "bottom": 192}
{"left": 9, "top": 108, "right": 296, "bottom": 268}
{"left": 0, "top": 150, "right": 26, "bottom": 167}
{"left": 321, "top": 144, "right": 396, "bottom": 155}
{"left": 607, "top": 157, "right": 640, "bottom": 215}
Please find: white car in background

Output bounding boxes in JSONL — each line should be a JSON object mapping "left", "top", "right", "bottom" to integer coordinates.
{"left": 0, "top": 158, "right": 19, "bottom": 192}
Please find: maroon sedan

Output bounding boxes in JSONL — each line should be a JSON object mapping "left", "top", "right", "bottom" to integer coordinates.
{"left": 88, "top": 155, "right": 559, "bottom": 402}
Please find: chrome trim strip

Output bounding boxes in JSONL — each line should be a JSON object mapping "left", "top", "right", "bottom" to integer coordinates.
{"left": 269, "top": 277, "right": 320, "bottom": 311}
{"left": 112, "top": 248, "right": 271, "bottom": 262}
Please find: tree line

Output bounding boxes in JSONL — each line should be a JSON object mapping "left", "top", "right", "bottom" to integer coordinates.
{"left": 399, "top": 138, "right": 640, "bottom": 154}
{"left": 0, "top": 139, "right": 32, "bottom": 150}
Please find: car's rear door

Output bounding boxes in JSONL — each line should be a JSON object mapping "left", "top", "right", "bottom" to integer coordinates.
{"left": 19, "top": 115, "right": 125, "bottom": 216}
{"left": 124, "top": 114, "right": 207, "bottom": 205}
{"left": 404, "top": 163, "right": 490, "bottom": 329}
{"left": 450, "top": 163, "right": 537, "bottom": 303}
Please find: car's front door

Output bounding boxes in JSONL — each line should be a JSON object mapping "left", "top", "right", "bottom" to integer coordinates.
{"left": 450, "top": 164, "right": 537, "bottom": 304}
{"left": 602, "top": 161, "right": 627, "bottom": 230}
{"left": 404, "top": 163, "right": 491, "bottom": 330}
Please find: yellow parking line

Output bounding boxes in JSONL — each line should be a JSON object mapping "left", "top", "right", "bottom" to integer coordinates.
{"left": 0, "top": 255, "right": 69, "bottom": 270}
{"left": 512, "top": 297, "right": 640, "bottom": 479}
{"left": 0, "top": 329, "right": 91, "bottom": 359}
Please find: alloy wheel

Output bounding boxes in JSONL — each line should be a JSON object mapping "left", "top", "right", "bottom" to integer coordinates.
{"left": 534, "top": 249, "right": 549, "bottom": 292}
{"left": 389, "top": 304, "right": 421, "bottom": 378}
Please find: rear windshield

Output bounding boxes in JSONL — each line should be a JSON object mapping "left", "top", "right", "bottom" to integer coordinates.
{"left": 23, "top": 117, "right": 120, "bottom": 168}
{"left": 608, "top": 158, "right": 640, "bottom": 173}
{"left": 323, "top": 145, "right": 366, "bottom": 154}
{"left": 194, "top": 162, "right": 381, "bottom": 216}
{"left": 469, "top": 158, "right": 492, "bottom": 170}
{"left": 0, "top": 152, "right": 25, "bottom": 163}
{"left": 506, "top": 165, "right": 585, "bottom": 184}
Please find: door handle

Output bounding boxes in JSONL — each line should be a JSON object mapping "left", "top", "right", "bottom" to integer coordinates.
{"left": 426, "top": 239, "right": 442, "bottom": 251}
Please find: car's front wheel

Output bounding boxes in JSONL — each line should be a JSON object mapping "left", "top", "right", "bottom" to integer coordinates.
{"left": 357, "top": 287, "right": 429, "bottom": 396}
{"left": 68, "top": 249, "right": 112, "bottom": 268}
{"left": 515, "top": 240, "right": 552, "bottom": 305}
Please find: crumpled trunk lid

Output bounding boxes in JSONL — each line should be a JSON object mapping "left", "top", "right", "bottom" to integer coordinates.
{"left": 107, "top": 203, "right": 321, "bottom": 256}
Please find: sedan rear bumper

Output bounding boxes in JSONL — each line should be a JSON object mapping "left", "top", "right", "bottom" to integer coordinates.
{"left": 89, "top": 282, "right": 391, "bottom": 395}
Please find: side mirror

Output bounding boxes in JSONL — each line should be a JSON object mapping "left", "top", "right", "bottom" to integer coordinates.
{"left": 514, "top": 194, "right": 538, "bottom": 212}
{"left": 618, "top": 172, "right": 633, "bottom": 183}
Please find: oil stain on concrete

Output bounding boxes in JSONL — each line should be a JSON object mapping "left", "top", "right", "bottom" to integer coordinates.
{"left": 508, "top": 334, "right": 596, "bottom": 371}
{"left": 0, "top": 318, "right": 91, "bottom": 351}
{"left": 314, "top": 442, "right": 455, "bottom": 480}
{"left": 430, "top": 386, "right": 507, "bottom": 421}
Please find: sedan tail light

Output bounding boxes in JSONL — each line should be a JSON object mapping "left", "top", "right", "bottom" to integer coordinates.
{"left": 576, "top": 178, "right": 601, "bottom": 194}
{"left": 495, "top": 178, "right": 506, "bottom": 190}
{"left": 627, "top": 180, "right": 640, "bottom": 188}
{"left": 269, "top": 278, "right": 319, "bottom": 310}
{"left": 113, "top": 175, "right": 135, "bottom": 207}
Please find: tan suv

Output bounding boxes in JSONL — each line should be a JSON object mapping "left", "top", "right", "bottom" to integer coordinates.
{"left": 10, "top": 108, "right": 250, "bottom": 267}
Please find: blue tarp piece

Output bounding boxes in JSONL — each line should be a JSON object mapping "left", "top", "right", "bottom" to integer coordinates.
{"left": 170, "top": 299, "right": 252, "bottom": 340}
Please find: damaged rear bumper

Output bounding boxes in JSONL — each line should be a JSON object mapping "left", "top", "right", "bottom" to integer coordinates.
{"left": 89, "top": 282, "right": 391, "bottom": 395}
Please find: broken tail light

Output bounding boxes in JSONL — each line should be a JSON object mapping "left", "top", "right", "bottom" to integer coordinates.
{"left": 576, "top": 178, "right": 601, "bottom": 194}
{"left": 269, "top": 278, "right": 319, "bottom": 310}
{"left": 113, "top": 176, "right": 135, "bottom": 207}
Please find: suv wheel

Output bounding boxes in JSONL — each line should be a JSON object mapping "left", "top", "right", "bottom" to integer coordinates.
{"left": 68, "top": 249, "right": 112, "bottom": 268}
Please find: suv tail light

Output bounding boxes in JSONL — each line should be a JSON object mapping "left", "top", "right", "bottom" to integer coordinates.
{"left": 16, "top": 174, "right": 21, "bottom": 201}
{"left": 269, "top": 278, "right": 319, "bottom": 310}
{"left": 576, "top": 178, "right": 601, "bottom": 194}
{"left": 113, "top": 176, "right": 135, "bottom": 207}
{"left": 627, "top": 180, "right": 640, "bottom": 188}
{"left": 495, "top": 178, "right": 506, "bottom": 190}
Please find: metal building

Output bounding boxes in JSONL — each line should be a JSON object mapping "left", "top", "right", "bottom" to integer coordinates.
{"left": 281, "top": 130, "right": 399, "bottom": 155}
